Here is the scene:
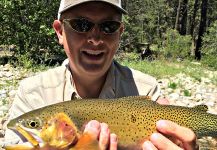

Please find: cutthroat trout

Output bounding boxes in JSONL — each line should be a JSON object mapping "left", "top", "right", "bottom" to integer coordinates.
{"left": 7, "top": 96, "right": 217, "bottom": 147}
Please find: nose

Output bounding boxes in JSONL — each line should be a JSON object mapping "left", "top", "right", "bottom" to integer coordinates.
{"left": 87, "top": 26, "right": 103, "bottom": 45}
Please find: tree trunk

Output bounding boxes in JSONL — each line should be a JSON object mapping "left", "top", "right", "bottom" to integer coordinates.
{"left": 175, "top": 0, "right": 182, "bottom": 31}
{"left": 190, "top": 0, "right": 199, "bottom": 36}
{"left": 180, "top": 0, "right": 188, "bottom": 35}
{"left": 190, "top": 0, "right": 199, "bottom": 56}
{"left": 195, "top": 0, "right": 208, "bottom": 60}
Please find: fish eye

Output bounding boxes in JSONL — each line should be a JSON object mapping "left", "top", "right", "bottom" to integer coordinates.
{"left": 24, "top": 118, "right": 42, "bottom": 129}
{"left": 29, "top": 121, "right": 38, "bottom": 128}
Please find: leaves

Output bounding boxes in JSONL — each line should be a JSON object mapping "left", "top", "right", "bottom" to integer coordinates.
{"left": 0, "top": 0, "right": 217, "bottom": 65}
{"left": 0, "top": 0, "right": 64, "bottom": 65}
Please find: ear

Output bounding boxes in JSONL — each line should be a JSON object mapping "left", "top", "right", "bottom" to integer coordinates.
{"left": 53, "top": 20, "right": 64, "bottom": 45}
{"left": 119, "top": 23, "right": 124, "bottom": 37}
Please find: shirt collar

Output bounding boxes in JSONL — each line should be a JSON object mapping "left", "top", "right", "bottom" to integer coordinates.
{"left": 64, "top": 60, "right": 116, "bottom": 99}
{"left": 99, "top": 61, "right": 116, "bottom": 98}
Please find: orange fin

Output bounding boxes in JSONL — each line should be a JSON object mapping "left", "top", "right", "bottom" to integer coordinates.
{"left": 71, "top": 133, "right": 99, "bottom": 150}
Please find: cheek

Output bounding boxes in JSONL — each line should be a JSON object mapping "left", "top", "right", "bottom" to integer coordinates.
{"left": 104, "top": 33, "right": 121, "bottom": 49}
{"left": 63, "top": 32, "right": 84, "bottom": 55}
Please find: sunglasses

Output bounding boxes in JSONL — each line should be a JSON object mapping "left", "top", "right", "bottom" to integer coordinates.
{"left": 63, "top": 18, "right": 122, "bottom": 34}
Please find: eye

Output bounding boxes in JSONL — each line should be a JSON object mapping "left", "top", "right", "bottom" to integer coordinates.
{"left": 101, "top": 21, "right": 121, "bottom": 33}
{"left": 24, "top": 118, "right": 42, "bottom": 129}
{"left": 29, "top": 121, "right": 38, "bottom": 128}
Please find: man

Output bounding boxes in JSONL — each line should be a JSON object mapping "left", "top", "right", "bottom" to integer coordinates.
{"left": 4, "top": 0, "right": 198, "bottom": 149}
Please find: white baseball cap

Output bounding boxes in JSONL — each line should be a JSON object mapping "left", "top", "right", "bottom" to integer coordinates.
{"left": 58, "top": 0, "right": 127, "bottom": 19}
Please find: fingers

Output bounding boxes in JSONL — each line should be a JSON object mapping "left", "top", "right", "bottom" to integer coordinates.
{"left": 84, "top": 120, "right": 118, "bottom": 150}
{"left": 156, "top": 97, "right": 169, "bottom": 105}
{"left": 99, "top": 123, "right": 110, "bottom": 150}
{"left": 84, "top": 120, "right": 101, "bottom": 140}
{"left": 142, "top": 141, "right": 158, "bottom": 150}
{"left": 143, "top": 120, "right": 198, "bottom": 150}
{"left": 144, "top": 132, "right": 183, "bottom": 150}
{"left": 99, "top": 123, "right": 118, "bottom": 150}
{"left": 156, "top": 120, "right": 198, "bottom": 150}
{"left": 109, "top": 133, "right": 118, "bottom": 150}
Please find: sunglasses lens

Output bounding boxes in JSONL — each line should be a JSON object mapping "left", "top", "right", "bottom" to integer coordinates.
{"left": 101, "top": 21, "right": 121, "bottom": 34}
{"left": 69, "top": 19, "right": 94, "bottom": 32}
{"left": 65, "top": 19, "right": 121, "bottom": 34}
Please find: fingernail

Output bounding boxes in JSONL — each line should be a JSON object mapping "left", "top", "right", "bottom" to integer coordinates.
{"left": 150, "top": 133, "right": 160, "bottom": 141}
{"left": 88, "top": 120, "right": 99, "bottom": 129}
{"left": 156, "top": 120, "right": 167, "bottom": 129}
{"left": 111, "top": 133, "right": 117, "bottom": 142}
{"left": 142, "top": 141, "right": 154, "bottom": 150}
{"left": 101, "top": 123, "right": 108, "bottom": 134}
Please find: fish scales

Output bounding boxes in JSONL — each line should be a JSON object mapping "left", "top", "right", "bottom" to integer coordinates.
{"left": 7, "top": 96, "right": 217, "bottom": 146}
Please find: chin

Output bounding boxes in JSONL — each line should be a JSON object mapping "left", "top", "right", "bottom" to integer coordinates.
{"left": 81, "top": 64, "right": 108, "bottom": 76}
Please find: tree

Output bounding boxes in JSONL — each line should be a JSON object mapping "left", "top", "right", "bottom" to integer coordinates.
{"left": 1, "top": 0, "right": 65, "bottom": 65}
{"left": 195, "top": 0, "right": 208, "bottom": 60}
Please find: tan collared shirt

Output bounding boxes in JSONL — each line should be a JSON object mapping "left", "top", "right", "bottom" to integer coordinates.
{"left": 3, "top": 60, "right": 160, "bottom": 144}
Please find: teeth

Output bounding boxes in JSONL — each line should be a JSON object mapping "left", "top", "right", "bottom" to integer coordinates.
{"left": 83, "top": 50, "right": 103, "bottom": 55}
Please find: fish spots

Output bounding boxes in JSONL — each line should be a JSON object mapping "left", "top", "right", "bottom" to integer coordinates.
{"left": 131, "top": 114, "right": 137, "bottom": 123}
{"left": 10, "top": 96, "right": 217, "bottom": 147}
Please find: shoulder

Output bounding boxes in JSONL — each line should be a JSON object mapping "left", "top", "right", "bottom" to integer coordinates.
{"left": 113, "top": 61, "right": 157, "bottom": 86}
{"left": 19, "top": 65, "right": 67, "bottom": 93}
{"left": 112, "top": 61, "right": 159, "bottom": 98}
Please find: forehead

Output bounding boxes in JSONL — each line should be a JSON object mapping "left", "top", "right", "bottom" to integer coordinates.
{"left": 61, "top": 2, "right": 121, "bottom": 20}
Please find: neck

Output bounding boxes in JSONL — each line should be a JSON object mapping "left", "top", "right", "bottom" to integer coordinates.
{"left": 72, "top": 72, "right": 107, "bottom": 98}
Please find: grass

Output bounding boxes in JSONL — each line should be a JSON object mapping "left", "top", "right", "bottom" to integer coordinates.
{"left": 2, "top": 52, "right": 217, "bottom": 87}
{"left": 115, "top": 52, "right": 217, "bottom": 85}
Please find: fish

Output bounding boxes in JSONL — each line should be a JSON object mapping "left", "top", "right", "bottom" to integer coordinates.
{"left": 7, "top": 96, "right": 217, "bottom": 148}
{"left": 5, "top": 112, "right": 99, "bottom": 150}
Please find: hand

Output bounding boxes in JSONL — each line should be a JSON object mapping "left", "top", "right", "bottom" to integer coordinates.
{"left": 142, "top": 120, "right": 199, "bottom": 150}
{"left": 84, "top": 120, "right": 118, "bottom": 150}
{"left": 156, "top": 97, "right": 169, "bottom": 105}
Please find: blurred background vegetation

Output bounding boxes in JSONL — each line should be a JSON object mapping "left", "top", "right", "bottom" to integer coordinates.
{"left": 0, "top": 0, "right": 217, "bottom": 69}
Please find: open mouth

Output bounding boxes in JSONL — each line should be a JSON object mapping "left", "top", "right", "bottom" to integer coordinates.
{"left": 82, "top": 50, "right": 105, "bottom": 60}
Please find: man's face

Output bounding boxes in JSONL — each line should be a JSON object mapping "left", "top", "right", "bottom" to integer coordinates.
{"left": 55, "top": 2, "right": 123, "bottom": 78}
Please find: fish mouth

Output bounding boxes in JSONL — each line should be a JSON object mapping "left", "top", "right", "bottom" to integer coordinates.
{"left": 7, "top": 119, "right": 42, "bottom": 141}
{"left": 7, "top": 119, "right": 17, "bottom": 130}
{"left": 16, "top": 124, "right": 43, "bottom": 143}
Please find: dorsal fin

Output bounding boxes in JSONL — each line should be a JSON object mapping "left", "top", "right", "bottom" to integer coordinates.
{"left": 120, "top": 96, "right": 152, "bottom": 101}
{"left": 194, "top": 105, "right": 208, "bottom": 112}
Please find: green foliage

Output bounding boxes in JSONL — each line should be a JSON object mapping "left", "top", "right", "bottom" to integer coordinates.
{"left": 183, "top": 89, "right": 191, "bottom": 97}
{"left": 201, "top": 55, "right": 217, "bottom": 70}
{"left": 1, "top": 0, "right": 217, "bottom": 63}
{"left": 201, "top": 21, "right": 217, "bottom": 69}
{"left": 202, "top": 21, "right": 217, "bottom": 55}
{"left": 115, "top": 52, "right": 140, "bottom": 62}
{"left": 117, "top": 54, "right": 213, "bottom": 85}
{"left": 162, "top": 29, "right": 192, "bottom": 59}
{"left": 168, "top": 82, "right": 177, "bottom": 89}
{"left": 0, "top": 0, "right": 65, "bottom": 65}
{"left": 121, "top": 0, "right": 175, "bottom": 52}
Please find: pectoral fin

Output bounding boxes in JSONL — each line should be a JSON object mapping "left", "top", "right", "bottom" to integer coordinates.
{"left": 71, "top": 133, "right": 99, "bottom": 150}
